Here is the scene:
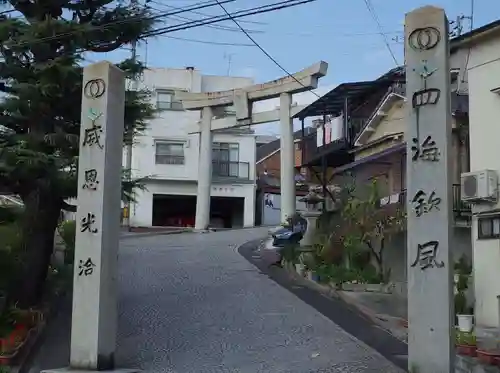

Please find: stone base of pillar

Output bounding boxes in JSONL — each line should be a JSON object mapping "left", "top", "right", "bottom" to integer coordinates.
{"left": 42, "top": 369, "right": 140, "bottom": 373}
{"left": 300, "top": 211, "right": 321, "bottom": 247}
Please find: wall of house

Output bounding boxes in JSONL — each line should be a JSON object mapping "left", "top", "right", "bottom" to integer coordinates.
{"left": 465, "top": 34, "right": 500, "bottom": 327}
{"left": 384, "top": 227, "right": 472, "bottom": 292}
{"left": 128, "top": 68, "right": 257, "bottom": 228}
{"left": 260, "top": 193, "right": 308, "bottom": 226}
{"left": 256, "top": 142, "right": 303, "bottom": 178}
{"left": 131, "top": 180, "right": 255, "bottom": 228}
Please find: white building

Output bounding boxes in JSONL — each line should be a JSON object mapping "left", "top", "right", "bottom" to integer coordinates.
{"left": 451, "top": 20, "right": 500, "bottom": 329}
{"left": 129, "top": 67, "right": 257, "bottom": 229}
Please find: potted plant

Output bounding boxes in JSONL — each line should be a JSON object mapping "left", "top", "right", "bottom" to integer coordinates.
{"left": 454, "top": 256, "right": 474, "bottom": 332}
{"left": 456, "top": 330, "right": 477, "bottom": 356}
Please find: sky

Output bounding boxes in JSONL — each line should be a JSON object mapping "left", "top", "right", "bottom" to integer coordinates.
{"left": 92, "top": 0, "right": 500, "bottom": 135}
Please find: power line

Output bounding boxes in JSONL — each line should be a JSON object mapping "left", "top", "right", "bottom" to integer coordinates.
{"left": 460, "top": 0, "right": 475, "bottom": 87}
{"left": 5, "top": 0, "right": 306, "bottom": 50}
{"left": 159, "top": 9, "right": 264, "bottom": 34}
{"left": 160, "top": 34, "right": 254, "bottom": 46}
{"left": 7, "top": 0, "right": 237, "bottom": 48}
{"left": 212, "top": 0, "right": 321, "bottom": 98}
{"left": 143, "top": 0, "right": 314, "bottom": 38}
{"left": 148, "top": 0, "right": 268, "bottom": 25}
{"left": 361, "top": 0, "right": 399, "bottom": 66}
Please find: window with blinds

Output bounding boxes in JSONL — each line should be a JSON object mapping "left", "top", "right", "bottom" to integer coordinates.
{"left": 155, "top": 141, "right": 185, "bottom": 165}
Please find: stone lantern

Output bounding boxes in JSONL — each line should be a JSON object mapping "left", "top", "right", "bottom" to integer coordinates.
{"left": 299, "top": 190, "right": 324, "bottom": 247}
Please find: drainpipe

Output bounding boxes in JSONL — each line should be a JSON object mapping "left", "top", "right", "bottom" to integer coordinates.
{"left": 322, "top": 114, "right": 327, "bottom": 211}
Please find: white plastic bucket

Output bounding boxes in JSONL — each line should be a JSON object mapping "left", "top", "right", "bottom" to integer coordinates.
{"left": 457, "top": 314, "right": 474, "bottom": 332}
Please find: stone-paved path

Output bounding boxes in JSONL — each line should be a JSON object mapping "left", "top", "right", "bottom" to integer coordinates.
{"left": 30, "top": 229, "right": 404, "bottom": 373}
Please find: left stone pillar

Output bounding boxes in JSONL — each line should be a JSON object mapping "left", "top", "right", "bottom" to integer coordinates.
{"left": 43, "top": 62, "right": 132, "bottom": 373}
{"left": 279, "top": 93, "right": 296, "bottom": 223}
{"left": 195, "top": 106, "right": 213, "bottom": 231}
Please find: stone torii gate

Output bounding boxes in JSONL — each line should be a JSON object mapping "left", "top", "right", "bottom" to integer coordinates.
{"left": 177, "top": 61, "right": 328, "bottom": 230}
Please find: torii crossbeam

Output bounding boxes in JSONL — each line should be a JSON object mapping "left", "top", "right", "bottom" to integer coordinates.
{"left": 176, "top": 61, "right": 328, "bottom": 230}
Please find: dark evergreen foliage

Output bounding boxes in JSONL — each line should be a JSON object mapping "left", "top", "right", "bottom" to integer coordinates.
{"left": 0, "top": 0, "right": 157, "bottom": 307}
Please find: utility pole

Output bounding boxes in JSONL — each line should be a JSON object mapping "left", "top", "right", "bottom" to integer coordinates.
{"left": 123, "top": 0, "right": 139, "bottom": 229}
{"left": 224, "top": 52, "right": 234, "bottom": 76}
{"left": 449, "top": 14, "right": 472, "bottom": 37}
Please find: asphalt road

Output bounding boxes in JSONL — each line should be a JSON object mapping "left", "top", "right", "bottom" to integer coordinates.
{"left": 29, "top": 228, "right": 405, "bottom": 373}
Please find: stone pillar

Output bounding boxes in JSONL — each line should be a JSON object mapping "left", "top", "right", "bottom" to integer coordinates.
{"left": 300, "top": 211, "right": 321, "bottom": 247}
{"left": 405, "top": 7, "right": 454, "bottom": 373}
{"left": 195, "top": 106, "right": 213, "bottom": 230}
{"left": 279, "top": 93, "right": 296, "bottom": 222}
{"left": 69, "top": 62, "right": 124, "bottom": 371}
{"left": 243, "top": 191, "right": 256, "bottom": 227}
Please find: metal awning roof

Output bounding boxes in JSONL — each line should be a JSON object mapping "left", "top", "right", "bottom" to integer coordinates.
{"left": 294, "top": 79, "right": 404, "bottom": 120}
{"left": 294, "top": 66, "right": 405, "bottom": 120}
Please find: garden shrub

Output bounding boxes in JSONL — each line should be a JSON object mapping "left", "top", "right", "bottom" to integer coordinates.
{"left": 0, "top": 223, "right": 22, "bottom": 295}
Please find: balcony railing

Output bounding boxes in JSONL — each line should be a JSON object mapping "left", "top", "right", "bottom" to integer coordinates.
{"left": 399, "top": 184, "right": 471, "bottom": 220}
{"left": 212, "top": 161, "right": 250, "bottom": 179}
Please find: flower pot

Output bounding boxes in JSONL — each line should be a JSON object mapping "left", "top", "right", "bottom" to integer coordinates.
{"left": 457, "top": 344, "right": 477, "bottom": 357}
{"left": 457, "top": 314, "right": 474, "bottom": 332}
{"left": 294, "top": 263, "right": 304, "bottom": 276}
{"left": 477, "top": 349, "right": 500, "bottom": 365}
{"left": 0, "top": 355, "right": 11, "bottom": 366}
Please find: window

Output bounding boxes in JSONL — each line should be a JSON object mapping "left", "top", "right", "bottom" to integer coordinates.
{"left": 212, "top": 142, "right": 239, "bottom": 177}
{"left": 224, "top": 105, "right": 236, "bottom": 116}
{"left": 478, "top": 216, "right": 500, "bottom": 239}
{"left": 155, "top": 141, "right": 185, "bottom": 165}
{"left": 212, "top": 142, "right": 239, "bottom": 162}
{"left": 156, "top": 90, "right": 183, "bottom": 110}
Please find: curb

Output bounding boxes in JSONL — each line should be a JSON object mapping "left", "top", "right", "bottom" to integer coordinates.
{"left": 120, "top": 229, "right": 192, "bottom": 240}
{"left": 236, "top": 240, "right": 408, "bottom": 371}
{"left": 335, "top": 291, "right": 409, "bottom": 340}
{"left": 278, "top": 264, "right": 409, "bottom": 344}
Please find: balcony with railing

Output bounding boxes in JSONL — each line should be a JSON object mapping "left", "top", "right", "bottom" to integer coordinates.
{"left": 212, "top": 161, "right": 250, "bottom": 181}
{"left": 396, "top": 184, "right": 471, "bottom": 222}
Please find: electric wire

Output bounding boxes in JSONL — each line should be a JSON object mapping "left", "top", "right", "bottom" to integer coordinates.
{"left": 142, "top": 0, "right": 314, "bottom": 38}
{"left": 147, "top": 4, "right": 263, "bottom": 34}
{"left": 212, "top": 0, "right": 321, "bottom": 98}
{"left": 460, "top": 0, "right": 475, "bottom": 86}
{"left": 148, "top": 0, "right": 267, "bottom": 25}
{"left": 4, "top": 0, "right": 308, "bottom": 49}
{"left": 5, "top": 0, "right": 237, "bottom": 48}
{"left": 160, "top": 34, "right": 254, "bottom": 46}
{"left": 361, "top": 0, "right": 399, "bottom": 66}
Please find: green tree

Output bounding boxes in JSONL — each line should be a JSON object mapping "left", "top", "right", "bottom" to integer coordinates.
{"left": 0, "top": 0, "right": 156, "bottom": 307}
{"left": 341, "top": 180, "right": 406, "bottom": 280}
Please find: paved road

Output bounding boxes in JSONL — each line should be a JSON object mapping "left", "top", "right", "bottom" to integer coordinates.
{"left": 30, "top": 228, "right": 404, "bottom": 373}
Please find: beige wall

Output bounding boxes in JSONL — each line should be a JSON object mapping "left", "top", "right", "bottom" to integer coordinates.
{"left": 352, "top": 100, "right": 467, "bottom": 188}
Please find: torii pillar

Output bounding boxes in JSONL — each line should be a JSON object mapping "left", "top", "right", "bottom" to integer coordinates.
{"left": 177, "top": 62, "right": 328, "bottom": 230}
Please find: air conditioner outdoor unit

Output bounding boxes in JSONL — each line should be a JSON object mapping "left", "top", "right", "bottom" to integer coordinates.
{"left": 461, "top": 170, "right": 498, "bottom": 203}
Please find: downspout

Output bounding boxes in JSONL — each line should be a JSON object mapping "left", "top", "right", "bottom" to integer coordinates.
{"left": 322, "top": 114, "right": 327, "bottom": 211}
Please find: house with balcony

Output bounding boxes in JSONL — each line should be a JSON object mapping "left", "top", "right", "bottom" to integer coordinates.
{"left": 328, "top": 88, "right": 471, "bottom": 287}
{"left": 129, "top": 67, "right": 257, "bottom": 229}
{"left": 293, "top": 67, "right": 406, "bottom": 208}
{"left": 293, "top": 52, "right": 476, "bottom": 290}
